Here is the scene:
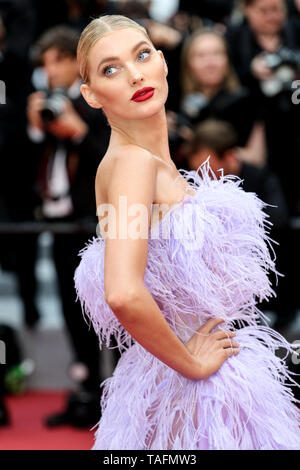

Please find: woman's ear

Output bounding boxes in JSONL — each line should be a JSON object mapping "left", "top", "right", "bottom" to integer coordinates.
{"left": 157, "top": 50, "right": 168, "bottom": 77}
{"left": 80, "top": 83, "right": 103, "bottom": 109}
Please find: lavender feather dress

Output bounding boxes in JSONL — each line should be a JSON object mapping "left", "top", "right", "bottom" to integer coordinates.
{"left": 74, "top": 158, "right": 300, "bottom": 450}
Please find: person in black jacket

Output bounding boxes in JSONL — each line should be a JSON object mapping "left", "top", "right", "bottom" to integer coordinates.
{"left": 24, "top": 25, "right": 120, "bottom": 427}
{"left": 226, "top": 0, "right": 300, "bottom": 216}
{"left": 178, "top": 0, "right": 235, "bottom": 24}
{"left": 226, "top": 0, "right": 300, "bottom": 94}
{"left": 185, "top": 118, "right": 298, "bottom": 332}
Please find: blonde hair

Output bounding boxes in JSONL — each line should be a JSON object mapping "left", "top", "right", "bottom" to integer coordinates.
{"left": 77, "top": 14, "right": 153, "bottom": 84}
{"left": 180, "top": 28, "right": 240, "bottom": 96}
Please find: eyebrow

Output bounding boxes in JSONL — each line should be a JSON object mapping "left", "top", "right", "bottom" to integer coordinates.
{"left": 96, "top": 40, "right": 151, "bottom": 72}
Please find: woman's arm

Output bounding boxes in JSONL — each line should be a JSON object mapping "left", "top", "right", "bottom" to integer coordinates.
{"left": 102, "top": 145, "right": 201, "bottom": 380}
{"left": 102, "top": 145, "right": 239, "bottom": 380}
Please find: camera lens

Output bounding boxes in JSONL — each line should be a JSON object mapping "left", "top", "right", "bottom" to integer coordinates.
{"left": 40, "top": 89, "right": 67, "bottom": 124}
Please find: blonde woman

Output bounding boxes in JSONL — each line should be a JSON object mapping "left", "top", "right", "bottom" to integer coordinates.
{"left": 177, "top": 28, "right": 266, "bottom": 166}
{"left": 74, "top": 14, "right": 300, "bottom": 450}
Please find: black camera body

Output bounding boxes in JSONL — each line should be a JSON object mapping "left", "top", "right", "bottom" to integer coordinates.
{"left": 261, "top": 47, "right": 300, "bottom": 97}
{"left": 264, "top": 46, "right": 300, "bottom": 72}
{"left": 40, "top": 87, "right": 68, "bottom": 124}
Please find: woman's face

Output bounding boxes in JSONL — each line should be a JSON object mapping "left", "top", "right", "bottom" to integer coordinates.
{"left": 245, "top": 0, "right": 286, "bottom": 36}
{"left": 187, "top": 34, "right": 229, "bottom": 91}
{"left": 81, "top": 28, "right": 168, "bottom": 121}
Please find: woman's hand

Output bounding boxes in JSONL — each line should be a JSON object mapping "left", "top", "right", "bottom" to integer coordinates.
{"left": 184, "top": 317, "right": 240, "bottom": 380}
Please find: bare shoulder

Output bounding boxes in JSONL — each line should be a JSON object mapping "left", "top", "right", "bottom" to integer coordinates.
{"left": 110, "top": 144, "right": 157, "bottom": 172}
{"left": 109, "top": 144, "right": 157, "bottom": 200}
{"left": 95, "top": 144, "right": 159, "bottom": 240}
{"left": 96, "top": 144, "right": 158, "bottom": 205}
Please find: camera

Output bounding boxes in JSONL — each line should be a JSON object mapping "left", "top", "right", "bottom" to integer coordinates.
{"left": 261, "top": 47, "right": 300, "bottom": 97}
{"left": 180, "top": 92, "right": 208, "bottom": 118}
{"left": 263, "top": 47, "right": 300, "bottom": 71}
{"left": 40, "top": 88, "right": 68, "bottom": 124}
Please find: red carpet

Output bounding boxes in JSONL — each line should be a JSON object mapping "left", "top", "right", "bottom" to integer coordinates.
{"left": 0, "top": 391, "right": 95, "bottom": 450}
{"left": 1, "top": 391, "right": 298, "bottom": 450}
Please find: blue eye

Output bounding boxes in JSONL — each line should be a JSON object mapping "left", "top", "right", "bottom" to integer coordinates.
{"left": 102, "top": 49, "right": 151, "bottom": 76}
{"left": 103, "top": 66, "right": 117, "bottom": 76}
{"left": 138, "top": 49, "right": 151, "bottom": 61}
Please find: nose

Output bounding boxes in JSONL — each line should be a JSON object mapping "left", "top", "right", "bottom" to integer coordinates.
{"left": 45, "top": 66, "right": 57, "bottom": 83}
{"left": 127, "top": 63, "right": 144, "bottom": 86}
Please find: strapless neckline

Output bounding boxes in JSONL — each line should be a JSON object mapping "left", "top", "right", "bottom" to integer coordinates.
{"left": 150, "top": 190, "right": 196, "bottom": 231}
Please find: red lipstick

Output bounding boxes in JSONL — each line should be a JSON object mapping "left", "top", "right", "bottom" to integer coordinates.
{"left": 131, "top": 87, "right": 155, "bottom": 102}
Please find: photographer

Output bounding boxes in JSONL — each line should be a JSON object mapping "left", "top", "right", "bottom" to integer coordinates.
{"left": 24, "top": 25, "right": 115, "bottom": 428}
{"left": 226, "top": 0, "right": 300, "bottom": 95}
{"left": 226, "top": 0, "right": 300, "bottom": 216}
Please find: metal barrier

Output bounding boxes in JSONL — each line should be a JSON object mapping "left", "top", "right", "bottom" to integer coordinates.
{"left": 0, "top": 221, "right": 97, "bottom": 235}
{"left": 0, "top": 217, "right": 298, "bottom": 235}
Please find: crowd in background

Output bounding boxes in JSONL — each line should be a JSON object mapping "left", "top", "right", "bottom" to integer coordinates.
{"left": 0, "top": 0, "right": 300, "bottom": 429}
